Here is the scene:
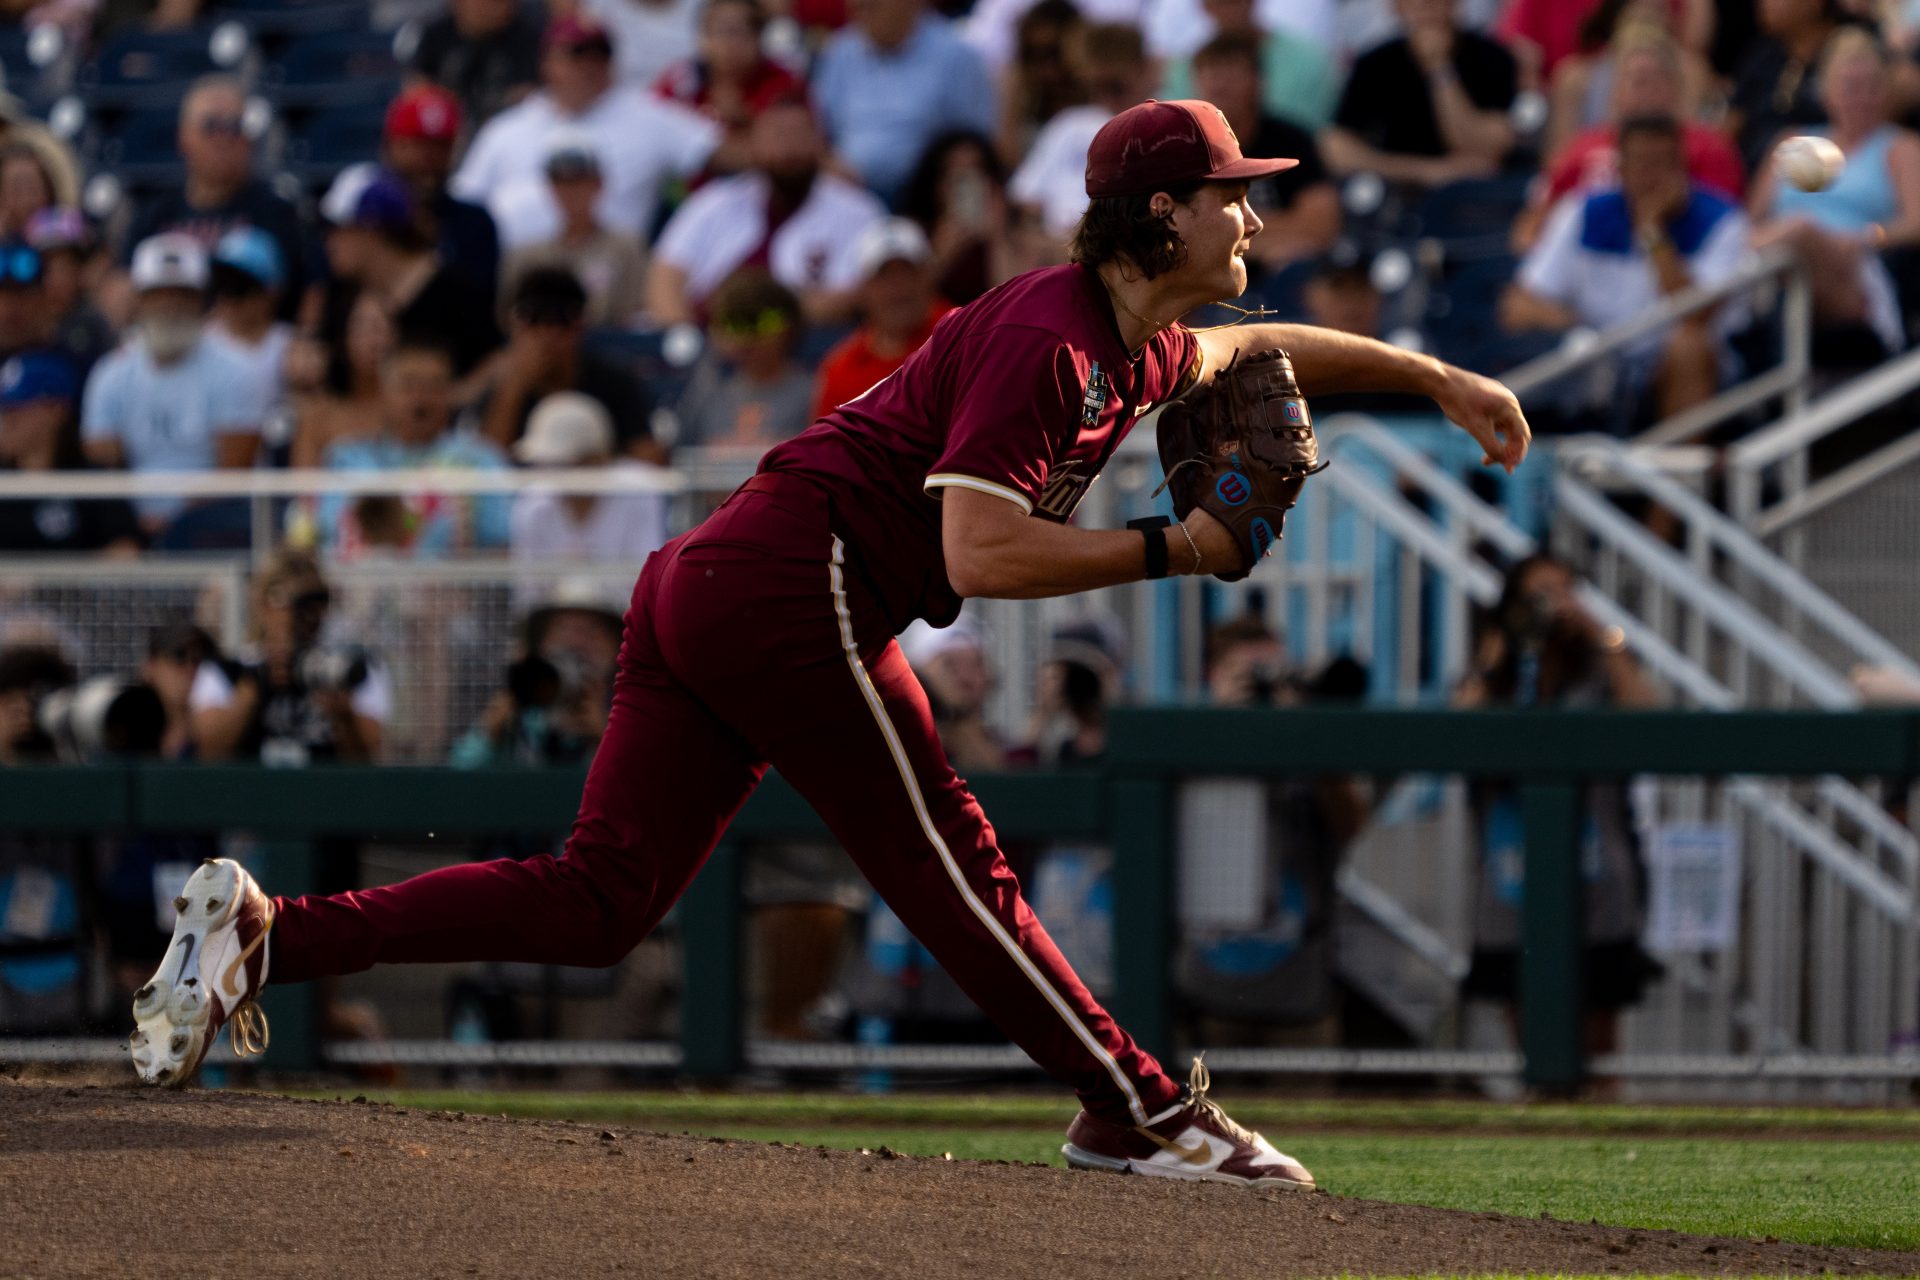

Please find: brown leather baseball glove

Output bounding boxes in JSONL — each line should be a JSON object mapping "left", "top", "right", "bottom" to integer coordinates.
{"left": 1154, "top": 347, "right": 1326, "bottom": 581}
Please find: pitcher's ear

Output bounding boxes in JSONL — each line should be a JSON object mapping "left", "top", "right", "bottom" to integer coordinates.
{"left": 1149, "top": 191, "right": 1175, "bottom": 219}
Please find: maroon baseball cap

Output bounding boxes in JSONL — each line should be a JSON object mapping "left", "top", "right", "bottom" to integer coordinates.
{"left": 545, "top": 15, "right": 614, "bottom": 54}
{"left": 1085, "top": 99, "right": 1298, "bottom": 198}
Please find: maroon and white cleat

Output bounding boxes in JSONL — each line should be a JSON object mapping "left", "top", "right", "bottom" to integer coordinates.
{"left": 1062, "top": 1057, "right": 1315, "bottom": 1190}
{"left": 129, "top": 858, "right": 274, "bottom": 1087}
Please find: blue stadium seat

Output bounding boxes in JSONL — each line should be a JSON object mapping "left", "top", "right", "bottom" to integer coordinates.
{"left": 211, "top": 0, "right": 374, "bottom": 44}
{"left": 78, "top": 26, "right": 248, "bottom": 109}
{"left": 1412, "top": 174, "right": 1533, "bottom": 266}
{"left": 281, "top": 102, "right": 388, "bottom": 186}
{"left": 0, "top": 25, "right": 71, "bottom": 113}
{"left": 260, "top": 28, "right": 402, "bottom": 110}
{"left": 1422, "top": 254, "right": 1522, "bottom": 371}
{"left": 93, "top": 107, "right": 185, "bottom": 191}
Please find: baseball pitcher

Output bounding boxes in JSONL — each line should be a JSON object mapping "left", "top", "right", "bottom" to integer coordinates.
{"left": 133, "top": 100, "right": 1529, "bottom": 1190}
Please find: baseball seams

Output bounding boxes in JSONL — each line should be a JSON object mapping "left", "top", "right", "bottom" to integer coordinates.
{"left": 827, "top": 536, "right": 1149, "bottom": 1126}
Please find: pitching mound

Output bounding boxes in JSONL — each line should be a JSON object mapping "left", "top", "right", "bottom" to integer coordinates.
{"left": 3, "top": 1079, "right": 1914, "bottom": 1279}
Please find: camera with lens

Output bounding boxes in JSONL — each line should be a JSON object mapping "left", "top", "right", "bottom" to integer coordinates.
{"left": 504, "top": 649, "right": 592, "bottom": 711}
{"left": 36, "top": 677, "right": 166, "bottom": 760}
{"left": 297, "top": 644, "right": 370, "bottom": 694}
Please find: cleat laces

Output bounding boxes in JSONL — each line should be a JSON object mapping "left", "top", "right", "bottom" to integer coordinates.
{"left": 1185, "top": 1055, "right": 1263, "bottom": 1148}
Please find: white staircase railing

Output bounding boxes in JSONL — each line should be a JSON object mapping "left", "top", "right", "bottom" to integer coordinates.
{"left": 1299, "top": 418, "right": 1920, "bottom": 1083}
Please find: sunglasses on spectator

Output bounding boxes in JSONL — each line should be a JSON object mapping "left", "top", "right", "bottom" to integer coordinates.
{"left": 196, "top": 116, "right": 247, "bottom": 138}
{"left": 716, "top": 308, "right": 794, "bottom": 339}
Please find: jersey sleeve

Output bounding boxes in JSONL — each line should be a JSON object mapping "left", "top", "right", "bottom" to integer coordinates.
{"left": 79, "top": 358, "right": 123, "bottom": 443}
{"left": 924, "top": 328, "right": 1080, "bottom": 515}
{"left": 1516, "top": 195, "right": 1584, "bottom": 306}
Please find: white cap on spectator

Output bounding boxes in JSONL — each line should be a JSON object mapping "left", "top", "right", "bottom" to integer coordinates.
{"left": 514, "top": 391, "right": 615, "bottom": 465}
{"left": 320, "top": 161, "right": 380, "bottom": 225}
{"left": 129, "top": 232, "right": 209, "bottom": 292}
{"left": 901, "top": 614, "right": 985, "bottom": 668}
{"left": 853, "top": 217, "right": 932, "bottom": 281}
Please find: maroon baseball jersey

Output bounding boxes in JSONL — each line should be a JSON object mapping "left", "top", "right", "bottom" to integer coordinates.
{"left": 759, "top": 263, "right": 1199, "bottom": 629}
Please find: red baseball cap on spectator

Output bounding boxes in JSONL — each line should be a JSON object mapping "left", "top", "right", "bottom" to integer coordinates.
{"left": 545, "top": 15, "right": 614, "bottom": 55}
{"left": 385, "top": 84, "right": 463, "bottom": 144}
{"left": 1084, "top": 99, "right": 1297, "bottom": 198}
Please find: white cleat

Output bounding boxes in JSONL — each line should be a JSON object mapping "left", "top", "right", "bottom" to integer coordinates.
{"left": 130, "top": 858, "right": 275, "bottom": 1087}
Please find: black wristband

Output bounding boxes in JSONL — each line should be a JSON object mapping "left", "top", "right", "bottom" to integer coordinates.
{"left": 1128, "top": 515, "right": 1172, "bottom": 580}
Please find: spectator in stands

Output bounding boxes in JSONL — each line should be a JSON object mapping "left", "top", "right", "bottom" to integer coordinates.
{"left": 1303, "top": 244, "right": 1384, "bottom": 337}
{"left": 481, "top": 266, "right": 656, "bottom": 458}
{"left": 581, "top": 0, "right": 706, "bottom": 91}
{"left": 316, "top": 338, "right": 511, "bottom": 557}
{"left": 326, "top": 169, "right": 503, "bottom": 384}
{"left": 1498, "top": 0, "right": 1714, "bottom": 85}
{"left": 1727, "top": 0, "right": 1840, "bottom": 175}
{"left": 509, "top": 391, "right": 671, "bottom": 581}
{"left": 498, "top": 136, "right": 648, "bottom": 329}
{"left": 448, "top": 584, "right": 622, "bottom": 769}
{"left": 812, "top": 0, "right": 997, "bottom": 201}
{"left": 1540, "top": 5, "right": 1718, "bottom": 161}
{"left": 81, "top": 234, "right": 266, "bottom": 534}
{"left": 1173, "top": 611, "right": 1368, "bottom": 1045}
{"left": 1514, "top": 25, "right": 1744, "bottom": 251}
{"left": 1502, "top": 115, "right": 1752, "bottom": 428}
{"left": 0, "top": 352, "right": 141, "bottom": 554}
{"left": 993, "top": 0, "right": 1084, "bottom": 170}
{"left": 899, "top": 129, "right": 1014, "bottom": 303}
{"left": 191, "top": 549, "right": 389, "bottom": 766}
{"left": 143, "top": 623, "right": 220, "bottom": 761}
{"left": 1009, "top": 23, "right": 1154, "bottom": 258}
{"left": 0, "top": 642, "right": 72, "bottom": 766}
{"left": 206, "top": 227, "right": 291, "bottom": 418}
{"left": 1161, "top": 0, "right": 1340, "bottom": 131}
{"left": 26, "top": 208, "right": 111, "bottom": 383}
{"left": 289, "top": 289, "right": 392, "bottom": 469}
{"left": 900, "top": 614, "right": 1006, "bottom": 771}
{"left": 410, "top": 0, "right": 543, "bottom": 128}
{"left": 1456, "top": 552, "right": 1660, "bottom": 1066}
{"left": 382, "top": 84, "right": 502, "bottom": 304}
{"left": 450, "top": 15, "right": 719, "bottom": 249}
{"left": 122, "top": 76, "right": 306, "bottom": 314}
{"left": 0, "top": 236, "right": 49, "bottom": 363}
{"left": 1189, "top": 33, "right": 1342, "bottom": 273}
{"left": 1020, "top": 615, "right": 1125, "bottom": 766}
{"left": 812, "top": 218, "right": 951, "bottom": 419}
{"left": 653, "top": 0, "right": 805, "bottom": 178}
{"left": 648, "top": 97, "right": 886, "bottom": 325}
{"left": 1749, "top": 27, "right": 1919, "bottom": 357}
{"left": 1322, "top": 0, "right": 1520, "bottom": 187}
{"left": 0, "top": 142, "right": 57, "bottom": 241}
{"left": 676, "top": 268, "right": 816, "bottom": 448}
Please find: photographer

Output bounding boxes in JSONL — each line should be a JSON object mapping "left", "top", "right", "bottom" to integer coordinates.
{"left": 0, "top": 642, "right": 76, "bottom": 766}
{"left": 1455, "top": 552, "right": 1661, "bottom": 1068}
{"left": 451, "top": 583, "right": 621, "bottom": 769}
{"left": 190, "top": 550, "right": 389, "bottom": 766}
{"left": 1019, "top": 615, "right": 1127, "bottom": 767}
{"left": 1174, "top": 611, "right": 1370, "bottom": 1044}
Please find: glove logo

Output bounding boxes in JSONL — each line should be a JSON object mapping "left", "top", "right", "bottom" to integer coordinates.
{"left": 1283, "top": 401, "right": 1306, "bottom": 424}
{"left": 1215, "top": 472, "right": 1251, "bottom": 506}
{"left": 1249, "top": 517, "right": 1276, "bottom": 559}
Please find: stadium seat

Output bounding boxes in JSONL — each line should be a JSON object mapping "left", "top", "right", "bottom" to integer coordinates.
{"left": 77, "top": 25, "right": 251, "bottom": 110}
{"left": 260, "top": 28, "right": 403, "bottom": 110}
{"left": 211, "top": 0, "right": 375, "bottom": 45}
{"left": 0, "top": 25, "right": 71, "bottom": 113}
{"left": 1412, "top": 174, "right": 1533, "bottom": 266}
{"left": 92, "top": 107, "right": 186, "bottom": 192}
{"left": 1422, "top": 253, "right": 1525, "bottom": 371}
{"left": 280, "top": 102, "right": 389, "bottom": 187}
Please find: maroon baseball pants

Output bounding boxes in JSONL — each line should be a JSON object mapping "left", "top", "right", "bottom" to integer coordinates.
{"left": 268, "top": 474, "right": 1181, "bottom": 1125}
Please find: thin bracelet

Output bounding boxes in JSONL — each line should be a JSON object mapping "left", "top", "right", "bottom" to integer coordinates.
{"left": 1175, "top": 520, "right": 1205, "bottom": 574}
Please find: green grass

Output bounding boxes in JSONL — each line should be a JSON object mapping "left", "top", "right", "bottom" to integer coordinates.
{"left": 299, "top": 1089, "right": 1920, "bottom": 1251}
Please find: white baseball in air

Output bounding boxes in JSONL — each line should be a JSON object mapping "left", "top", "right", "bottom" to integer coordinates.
{"left": 1775, "top": 135, "right": 1845, "bottom": 192}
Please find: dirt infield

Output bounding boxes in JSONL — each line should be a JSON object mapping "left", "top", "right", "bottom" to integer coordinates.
{"left": 3, "top": 1079, "right": 1917, "bottom": 1279}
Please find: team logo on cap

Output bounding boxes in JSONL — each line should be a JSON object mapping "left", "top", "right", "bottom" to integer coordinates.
{"left": 1213, "top": 107, "right": 1239, "bottom": 148}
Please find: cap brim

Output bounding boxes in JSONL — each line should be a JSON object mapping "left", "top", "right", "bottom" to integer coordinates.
{"left": 1207, "top": 156, "right": 1300, "bottom": 183}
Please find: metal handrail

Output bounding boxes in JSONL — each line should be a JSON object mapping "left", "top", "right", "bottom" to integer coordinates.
{"left": 1569, "top": 438, "right": 1920, "bottom": 683}
{"left": 1325, "top": 417, "right": 1533, "bottom": 557}
{"left": 1729, "top": 343, "right": 1920, "bottom": 470}
{"left": 0, "top": 464, "right": 686, "bottom": 498}
{"left": 1753, "top": 426, "right": 1920, "bottom": 536}
{"left": 1502, "top": 244, "right": 1800, "bottom": 396}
